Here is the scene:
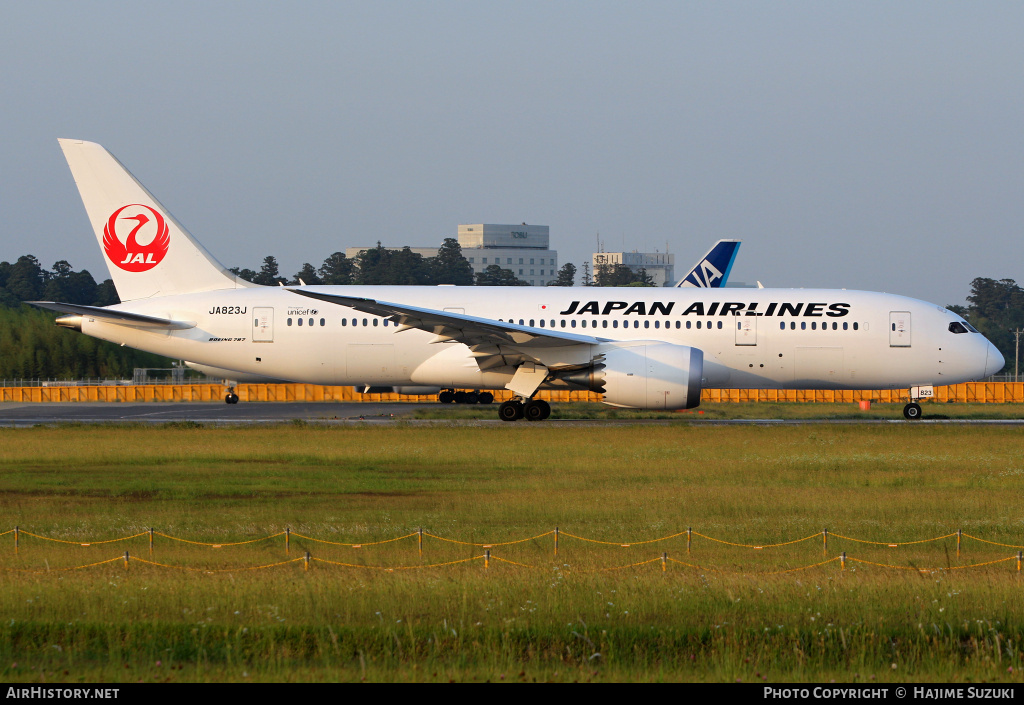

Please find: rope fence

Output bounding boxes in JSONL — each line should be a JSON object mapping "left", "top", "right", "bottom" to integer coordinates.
{"left": 3, "top": 548, "right": 1023, "bottom": 576}
{"left": 8, "top": 525, "right": 1024, "bottom": 558}
{"left": 6, "top": 525, "right": 1024, "bottom": 576}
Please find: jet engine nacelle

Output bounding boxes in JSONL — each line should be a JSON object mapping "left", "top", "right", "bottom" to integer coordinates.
{"left": 600, "top": 342, "right": 703, "bottom": 410}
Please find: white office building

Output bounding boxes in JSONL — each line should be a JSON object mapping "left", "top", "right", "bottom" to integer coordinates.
{"left": 592, "top": 251, "right": 675, "bottom": 287}
{"left": 458, "top": 224, "right": 558, "bottom": 286}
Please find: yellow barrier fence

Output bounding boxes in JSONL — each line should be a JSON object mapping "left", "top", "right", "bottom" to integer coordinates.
{"left": 9, "top": 525, "right": 1024, "bottom": 561}
{"left": 3, "top": 382, "right": 1023, "bottom": 404}
{"left": 4, "top": 550, "right": 1023, "bottom": 576}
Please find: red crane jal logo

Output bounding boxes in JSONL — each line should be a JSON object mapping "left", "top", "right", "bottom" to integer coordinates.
{"left": 102, "top": 204, "right": 170, "bottom": 272}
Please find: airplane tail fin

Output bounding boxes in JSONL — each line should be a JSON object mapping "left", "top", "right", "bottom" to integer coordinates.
{"left": 58, "top": 139, "right": 253, "bottom": 301}
{"left": 675, "top": 239, "right": 740, "bottom": 288}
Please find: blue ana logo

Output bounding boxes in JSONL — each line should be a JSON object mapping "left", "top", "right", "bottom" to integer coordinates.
{"left": 685, "top": 259, "right": 723, "bottom": 287}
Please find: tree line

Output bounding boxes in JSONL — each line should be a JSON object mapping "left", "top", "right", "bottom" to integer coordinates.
{"left": 231, "top": 238, "right": 583, "bottom": 287}
{"left": 230, "top": 239, "right": 653, "bottom": 288}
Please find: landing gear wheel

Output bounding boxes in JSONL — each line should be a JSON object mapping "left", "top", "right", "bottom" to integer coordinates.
{"left": 478, "top": 392, "right": 494, "bottom": 405}
{"left": 225, "top": 393, "right": 239, "bottom": 404}
{"left": 438, "top": 390, "right": 455, "bottom": 404}
{"left": 466, "top": 391, "right": 480, "bottom": 404}
{"left": 524, "top": 399, "right": 550, "bottom": 421}
{"left": 454, "top": 391, "right": 468, "bottom": 404}
{"left": 903, "top": 402, "right": 922, "bottom": 420}
{"left": 498, "top": 400, "right": 524, "bottom": 421}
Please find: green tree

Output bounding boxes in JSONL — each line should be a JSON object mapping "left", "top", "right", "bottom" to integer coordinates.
{"left": 42, "top": 261, "right": 100, "bottom": 304}
{"left": 432, "top": 238, "right": 474, "bottom": 285}
{"left": 93, "top": 279, "right": 119, "bottom": 306}
{"left": 475, "top": 264, "right": 529, "bottom": 286}
{"left": 251, "top": 256, "right": 287, "bottom": 286}
{"left": 228, "top": 266, "right": 259, "bottom": 284}
{"left": 550, "top": 262, "right": 576, "bottom": 287}
{"left": 594, "top": 262, "right": 655, "bottom": 287}
{"left": 318, "top": 252, "right": 355, "bottom": 285}
{"left": 580, "top": 261, "right": 593, "bottom": 287}
{"left": 291, "top": 262, "right": 322, "bottom": 286}
{"left": 0, "top": 306, "right": 170, "bottom": 379}
{"left": 354, "top": 244, "right": 433, "bottom": 285}
{"left": 5, "top": 255, "right": 45, "bottom": 301}
{"left": 953, "top": 277, "right": 1024, "bottom": 367}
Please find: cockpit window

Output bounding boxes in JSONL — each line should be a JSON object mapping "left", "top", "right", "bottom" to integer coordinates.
{"left": 948, "top": 322, "right": 968, "bottom": 334}
{"left": 964, "top": 322, "right": 980, "bottom": 333}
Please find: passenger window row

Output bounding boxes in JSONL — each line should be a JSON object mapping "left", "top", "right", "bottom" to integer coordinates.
{"left": 499, "top": 318, "right": 726, "bottom": 330}
{"left": 777, "top": 321, "right": 858, "bottom": 331}
{"left": 286, "top": 317, "right": 326, "bottom": 327}
{"left": 284, "top": 315, "right": 862, "bottom": 333}
{"left": 286, "top": 318, "right": 394, "bottom": 327}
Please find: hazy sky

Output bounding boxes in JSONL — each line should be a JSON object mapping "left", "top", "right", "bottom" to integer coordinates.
{"left": 2, "top": 1, "right": 1021, "bottom": 306}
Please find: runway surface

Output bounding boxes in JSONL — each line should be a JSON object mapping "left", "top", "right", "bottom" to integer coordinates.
{"left": 2, "top": 402, "right": 1023, "bottom": 427}
{"left": 0, "top": 401, "right": 431, "bottom": 426}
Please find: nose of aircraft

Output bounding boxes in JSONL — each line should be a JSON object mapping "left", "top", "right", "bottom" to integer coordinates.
{"left": 984, "top": 341, "right": 1006, "bottom": 378}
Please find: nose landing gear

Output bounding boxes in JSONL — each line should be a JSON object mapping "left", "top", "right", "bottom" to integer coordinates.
{"left": 902, "top": 385, "right": 932, "bottom": 420}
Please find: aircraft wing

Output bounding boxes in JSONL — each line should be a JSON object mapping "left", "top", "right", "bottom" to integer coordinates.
{"left": 28, "top": 302, "right": 196, "bottom": 330}
{"left": 288, "top": 289, "right": 605, "bottom": 371}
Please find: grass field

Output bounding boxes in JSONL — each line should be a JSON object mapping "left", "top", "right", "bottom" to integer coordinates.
{"left": 1, "top": 418, "right": 1023, "bottom": 682}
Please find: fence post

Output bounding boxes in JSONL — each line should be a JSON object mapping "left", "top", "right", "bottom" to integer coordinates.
{"left": 662, "top": 552, "right": 667, "bottom": 572}
{"left": 14, "top": 526, "right": 18, "bottom": 555}
{"left": 286, "top": 527, "right": 290, "bottom": 555}
{"left": 687, "top": 527, "right": 692, "bottom": 554}
{"left": 841, "top": 552, "right": 846, "bottom": 571}
{"left": 1018, "top": 551, "right": 1022, "bottom": 573}
{"left": 957, "top": 529, "right": 962, "bottom": 558}
{"left": 124, "top": 551, "right": 129, "bottom": 570}
{"left": 149, "top": 528, "right": 154, "bottom": 555}
{"left": 304, "top": 550, "right": 310, "bottom": 572}
{"left": 485, "top": 549, "right": 490, "bottom": 570}
{"left": 418, "top": 527, "right": 423, "bottom": 557}
{"left": 554, "top": 527, "right": 559, "bottom": 557}
{"left": 823, "top": 528, "right": 828, "bottom": 556}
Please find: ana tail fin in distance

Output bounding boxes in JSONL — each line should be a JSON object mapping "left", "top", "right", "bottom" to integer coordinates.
{"left": 675, "top": 239, "right": 740, "bottom": 288}
{"left": 58, "top": 139, "right": 253, "bottom": 302}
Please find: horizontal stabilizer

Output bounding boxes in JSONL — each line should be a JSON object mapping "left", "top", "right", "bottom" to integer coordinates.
{"left": 28, "top": 301, "right": 196, "bottom": 330}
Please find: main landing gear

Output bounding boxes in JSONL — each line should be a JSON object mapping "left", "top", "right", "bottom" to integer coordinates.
{"left": 903, "top": 402, "right": 922, "bottom": 420}
{"left": 438, "top": 389, "right": 494, "bottom": 405}
{"left": 499, "top": 398, "right": 551, "bottom": 422}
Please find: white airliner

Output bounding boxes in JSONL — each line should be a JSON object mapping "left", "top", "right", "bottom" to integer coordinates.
{"left": 34, "top": 139, "right": 1003, "bottom": 421}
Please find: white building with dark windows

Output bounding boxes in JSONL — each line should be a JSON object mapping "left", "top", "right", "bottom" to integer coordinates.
{"left": 458, "top": 224, "right": 558, "bottom": 287}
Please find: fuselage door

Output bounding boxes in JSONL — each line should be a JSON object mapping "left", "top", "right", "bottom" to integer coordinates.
{"left": 253, "top": 307, "right": 274, "bottom": 342}
{"left": 735, "top": 317, "right": 756, "bottom": 346}
{"left": 889, "top": 311, "right": 911, "bottom": 347}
